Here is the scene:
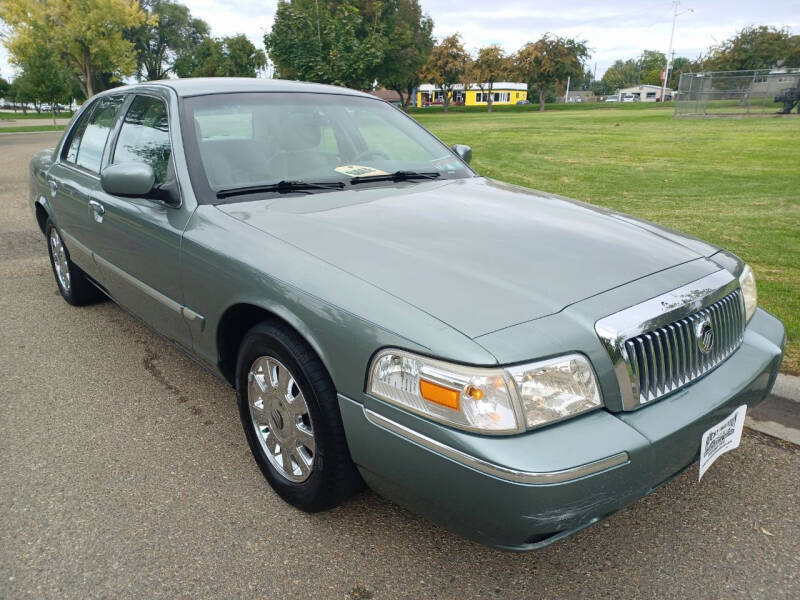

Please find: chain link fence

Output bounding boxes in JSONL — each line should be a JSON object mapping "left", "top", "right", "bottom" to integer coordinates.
{"left": 675, "top": 69, "right": 800, "bottom": 117}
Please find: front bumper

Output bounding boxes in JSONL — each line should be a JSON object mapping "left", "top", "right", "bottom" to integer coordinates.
{"left": 338, "top": 308, "right": 785, "bottom": 550}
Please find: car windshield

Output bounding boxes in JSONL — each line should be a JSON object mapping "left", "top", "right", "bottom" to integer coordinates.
{"left": 182, "top": 92, "right": 473, "bottom": 200}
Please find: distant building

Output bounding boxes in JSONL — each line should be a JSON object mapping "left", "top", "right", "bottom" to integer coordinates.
{"left": 617, "top": 84, "right": 673, "bottom": 102}
{"left": 416, "top": 83, "right": 527, "bottom": 107}
{"left": 369, "top": 88, "right": 403, "bottom": 107}
{"left": 564, "top": 90, "right": 595, "bottom": 103}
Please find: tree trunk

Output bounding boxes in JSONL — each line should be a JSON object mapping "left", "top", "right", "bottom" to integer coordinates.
{"left": 393, "top": 87, "right": 409, "bottom": 112}
{"left": 487, "top": 89, "right": 493, "bottom": 113}
{"left": 443, "top": 89, "right": 450, "bottom": 113}
{"left": 83, "top": 47, "right": 95, "bottom": 98}
{"left": 405, "top": 83, "right": 415, "bottom": 112}
{"left": 539, "top": 88, "right": 546, "bottom": 112}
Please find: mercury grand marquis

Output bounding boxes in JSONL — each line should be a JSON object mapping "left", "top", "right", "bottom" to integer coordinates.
{"left": 29, "top": 78, "right": 785, "bottom": 550}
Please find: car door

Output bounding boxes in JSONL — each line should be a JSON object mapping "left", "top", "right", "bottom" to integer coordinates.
{"left": 88, "top": 91, "right": 195, "bottom": 348}
{"left": 46, "top": 95, "right": 125, "bottom": 280}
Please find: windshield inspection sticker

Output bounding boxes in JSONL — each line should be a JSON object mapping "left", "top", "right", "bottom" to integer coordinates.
{"left": 698, "top": 405, "right": 747, "bottom": 480}
{"left": 335, "top": 165, "right": 389, "bottom": 177}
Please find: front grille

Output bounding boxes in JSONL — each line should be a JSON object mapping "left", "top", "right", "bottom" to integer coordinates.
{"left": 623, "top": 289, "right": 745, "bottom": 404}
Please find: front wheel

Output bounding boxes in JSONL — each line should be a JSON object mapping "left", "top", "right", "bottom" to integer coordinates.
{"left": 236, "top": 321, "right": 362, "bottom": 512}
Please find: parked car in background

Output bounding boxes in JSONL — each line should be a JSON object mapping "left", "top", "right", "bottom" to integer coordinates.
{"left": 29, "top": 78, "right": 785, "bottom": 551}
{"left": 516, "top": 99, "right": 531, "bottom": 105}
{"left": 621, "top": 93, "right": 637, "bottom": 102}
{"left": 605, "top": 95, "right": 619, "bottom": 103}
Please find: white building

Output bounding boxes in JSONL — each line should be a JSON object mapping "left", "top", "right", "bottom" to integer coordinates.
{"left": 618, "top": 84, "right": 673, "bottom": 102}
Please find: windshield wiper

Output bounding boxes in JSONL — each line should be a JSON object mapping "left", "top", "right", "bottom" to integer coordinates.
{"left": 216, "top": 180, "right": 345, "bottom": 199}
{"left": 349, "top": 170, "right": 441, "bottom": 185}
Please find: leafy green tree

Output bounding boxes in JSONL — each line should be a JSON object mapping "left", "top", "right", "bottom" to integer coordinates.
{"left": 514, "top": 35, "right": 588, "bottom": 111}
{"left": 668, "top": 56, "right": 694, "bottom": 90}
{"left": 375, "top": 0, "right": 434, "bottom": 111}
{"left": 639, "top": 50, "right": 667, "bottom": 86}
{"left": 702, "top": 26, "right": 800, "bottom": 70}
{"left": 468, "top": 45, "right": 510, "bottom": 112}
{"left": 0, "top": 0, "right": 149, "bottom": 98}
{"left": 600, "top": 59, "right": 640, "bottom": 93}
{"left": 0, "top": 77, "right": 10, "bottom": 102}
{"left": 131, "top": 0, "right": 211, "bottom": 81}
{"left": 174, "top": 35, "right": 265, "bottom": 78}
{"left": 421, "top": 34, "right": 469, "bottom": 113}
{"left": 265, "top": 0, "right": 386, "bottom": 90}
{"left": 10, "top": 42, "right": 73, "bottom": 124}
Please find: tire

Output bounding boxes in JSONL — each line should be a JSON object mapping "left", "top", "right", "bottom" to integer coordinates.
{"left": 236, "top": 321, "right": 363, "bottom": 512}
{"left": 45, "top": 219, "right": 105, "bottom": 306}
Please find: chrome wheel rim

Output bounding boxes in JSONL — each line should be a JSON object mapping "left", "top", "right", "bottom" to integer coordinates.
{"left": 248, "top": 356, "right": 315, "bottom": 483}
{"left": 49, "top": 228, "right": 70, "bottom": 292}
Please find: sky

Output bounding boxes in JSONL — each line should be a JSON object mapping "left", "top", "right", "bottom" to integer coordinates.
{"left": 2, "top": 0, "right": 799, "bottom": 82}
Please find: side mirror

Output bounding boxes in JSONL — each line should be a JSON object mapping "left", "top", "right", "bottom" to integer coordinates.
{"left": 101, "top": 162, "right": 156, "bottom": 198}
{"left": 451, "top": 144, "right": 472, "bottom": 164}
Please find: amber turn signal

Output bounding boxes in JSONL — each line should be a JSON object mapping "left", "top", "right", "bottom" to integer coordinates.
{"left": 419, "top": 379, "right": 460, "bottom": 410}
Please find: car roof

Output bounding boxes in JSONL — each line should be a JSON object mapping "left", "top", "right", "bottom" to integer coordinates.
{"left": 104, "top": 78, "right": 375, "bottom": 99}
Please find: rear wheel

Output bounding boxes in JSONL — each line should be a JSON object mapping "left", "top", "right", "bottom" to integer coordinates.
{"left": 236, "top": 321, "right": 362, "bottom": 512}
{"left": 46, "top": 219, "right": 105, "bottom": 306}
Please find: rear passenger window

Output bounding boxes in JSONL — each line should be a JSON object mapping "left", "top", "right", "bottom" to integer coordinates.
{"left": 64, "top": 96, "right": 123, "bottom": 173}
{"left": 113, "top": 95, "right": 171, "bottom": 183}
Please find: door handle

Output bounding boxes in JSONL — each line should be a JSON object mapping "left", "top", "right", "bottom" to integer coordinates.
{"left": 48, "top": 178, "right": 58, "bottom": 197}
{"left": 88, "top": 200, "right": 105, "bottom": 223}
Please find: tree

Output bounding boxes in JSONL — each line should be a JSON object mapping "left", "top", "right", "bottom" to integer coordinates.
{"left": 0, "top": 0, "right": 149, "bottom": 98}
{"left": 9, "top": 42, "right": 72, "bottom": 124}
{"left": 375, "top": 0, "right": 434, "bottom": 111}
{"left": 600, "top": 59, "right": 640, "bottom": 93}
{"left": 639, "top": 50, "right": 667, "bottom": 86}
{"left": 174, "top": 35, "right": 265, "bottom": 78}
{"left": 0, "top": 77, "right": 9, "bottom": 103}
{"left": 265, "top": 0, "right": 386, "bottom": 90}
{"left": 421, "top": 34, "right": 468, "bottom": 113}
{"left": 514, "top": 35, "right": 588, "bottom": 111}
{"left": 468, "top": 45, "right": 510, "bottom": 112}
{"left": 668, "top": 56, "right": 694, "bottom": 90}
{"left": 131, "top": 0, "right": 211, "bottom": 81}
{"left": 702, "top": 26, "right": 800, "bottom": 71}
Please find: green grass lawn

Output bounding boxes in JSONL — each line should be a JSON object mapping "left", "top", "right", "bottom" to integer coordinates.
{"left": 414, "top": 107, "right": 800, "bottom": 374}
{"left": 0, "top": 125, "right": 66, "bottom": 134}
{"left": 0, "top": 111, "right": 73, "bottom": 120}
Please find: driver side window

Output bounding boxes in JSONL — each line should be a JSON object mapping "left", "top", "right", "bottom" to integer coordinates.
{"left": 113, "top": 95, "right": 172, "bottom": 183}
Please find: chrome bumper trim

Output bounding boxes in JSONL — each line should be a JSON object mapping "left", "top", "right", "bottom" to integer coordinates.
{"left": 364, "top": 409, "right": 629, "bottom": 485}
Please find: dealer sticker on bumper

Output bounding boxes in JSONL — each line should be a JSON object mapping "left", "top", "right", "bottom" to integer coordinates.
{"left": 699, "top": 405, "right": 747, "bottom": 480}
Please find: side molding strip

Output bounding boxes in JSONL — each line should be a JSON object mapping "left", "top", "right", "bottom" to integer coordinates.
{"left": 93, "top": 253, "right": 205, "bottom": 330}
{"left": 364, "top": 409, "right": 629, "bottom": 485}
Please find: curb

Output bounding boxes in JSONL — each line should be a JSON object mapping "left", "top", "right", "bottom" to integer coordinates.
{"left": 771, "top": 373, "right": 800, "bottom": 403}
{"left": 744, "top": 374, "right": 800, "bottom": 446}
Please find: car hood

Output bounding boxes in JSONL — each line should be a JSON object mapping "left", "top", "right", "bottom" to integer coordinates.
{"left": 217, "top": 177, "right": 715, "bottom": 338}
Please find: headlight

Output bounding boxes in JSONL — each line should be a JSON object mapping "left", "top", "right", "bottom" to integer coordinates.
{"left": 507, "top": 355, "right": 602, "bottom": 429}
{"left": 739, "top": 264, "right": 757, "bottom": 323}
{"left": 367, "top": 350, "right": 602, "bottom": 434}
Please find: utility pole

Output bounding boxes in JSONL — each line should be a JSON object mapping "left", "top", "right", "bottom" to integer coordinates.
{"left": 564, "top": 76, "right": 571, "bottom": 103}
{"left": 661, "top": 1, "right": 693, "bottom": 101}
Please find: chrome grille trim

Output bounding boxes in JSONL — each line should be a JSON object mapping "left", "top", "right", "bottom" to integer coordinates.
{"left": 624, "top": 290, "right": 744, "bottom": 403}
{"left": 595, "top": 270, "right": 745, "bottom": 410}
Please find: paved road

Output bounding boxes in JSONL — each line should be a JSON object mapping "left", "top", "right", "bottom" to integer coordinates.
{"left": 1, "top": 133, "right": 798, "bottom": 599}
